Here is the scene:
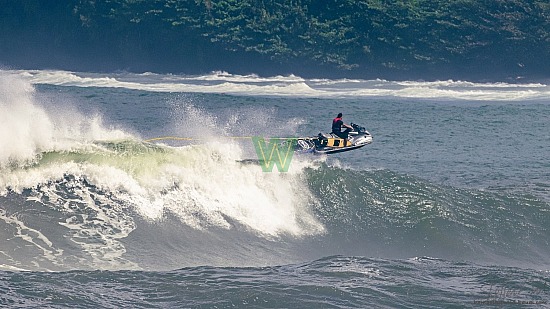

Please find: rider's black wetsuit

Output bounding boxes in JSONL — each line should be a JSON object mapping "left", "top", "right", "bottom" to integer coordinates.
{"left": 331, "top": 117, "right": 351, "bottom": 139}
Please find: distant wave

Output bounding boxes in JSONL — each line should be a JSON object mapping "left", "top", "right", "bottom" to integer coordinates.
{"left": 11, "top": 69, "right": 550, "bottom": 101}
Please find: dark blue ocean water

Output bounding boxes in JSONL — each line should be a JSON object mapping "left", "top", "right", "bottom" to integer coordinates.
{"left": 0, "top": 71, "right": 549, "bottom": 307}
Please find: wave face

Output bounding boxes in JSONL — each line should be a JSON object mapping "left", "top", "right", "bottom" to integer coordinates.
{"left": 306, "top": 166, "right": 550, "bottom": 264}
{"left": 1, "top": 70, "right": 549, "bottom": 274}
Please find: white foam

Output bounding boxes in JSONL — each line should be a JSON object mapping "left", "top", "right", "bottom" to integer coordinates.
{"left": 0, "top": 263, "right": 31, "bottom": 271}
{"left": 0, "top": 208, "right": 64, "bottom": 270}
{"left": 142, "top": 142, "right": 323, "bottom": 237}
{"left": 0, "top": 140, "right": 325, "bottom": 238}
{"left": 11, "top": 69, "right": 550, "bottom": 100}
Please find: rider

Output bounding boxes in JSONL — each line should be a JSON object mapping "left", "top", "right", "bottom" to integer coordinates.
{"left": 331, "top": 112, "right": 353, "bottom": 140}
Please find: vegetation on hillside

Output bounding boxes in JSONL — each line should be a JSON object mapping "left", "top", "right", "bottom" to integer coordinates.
{"left": 1, "top": 0, "right": 549, "bottom": 79}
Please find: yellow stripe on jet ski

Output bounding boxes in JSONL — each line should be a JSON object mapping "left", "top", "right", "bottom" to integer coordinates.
{"left": 326, "top": 138, "right": 351, "bottom": 147}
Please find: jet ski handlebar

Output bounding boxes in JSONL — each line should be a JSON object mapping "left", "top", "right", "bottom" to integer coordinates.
{"left": 350, "top": 123, "right": 366, "bottom": 133}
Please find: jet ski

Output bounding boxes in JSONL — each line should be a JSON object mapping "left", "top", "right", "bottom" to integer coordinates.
{"left": 294, "top": 123, "right": 373, "bottom": 154}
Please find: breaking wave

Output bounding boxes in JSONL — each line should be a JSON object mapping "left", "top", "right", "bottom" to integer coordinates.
{"left": 12, "top": 69, "right": 550, "bottom": 101}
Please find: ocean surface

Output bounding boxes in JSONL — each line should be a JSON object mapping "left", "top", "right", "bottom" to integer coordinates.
{"left": 1, "top": 70, "right": 549, "bottom": 308}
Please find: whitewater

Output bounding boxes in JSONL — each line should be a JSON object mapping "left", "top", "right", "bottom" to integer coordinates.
{"left": 0, "top": 69, "right": 549, "bottom": 307}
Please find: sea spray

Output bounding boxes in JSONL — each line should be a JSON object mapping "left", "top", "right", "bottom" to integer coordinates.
{"left": 0, "top": 71, "right": 130, "bottom": 169}
{"left": 0, "top": 73, "right": 54, "bottom": 167}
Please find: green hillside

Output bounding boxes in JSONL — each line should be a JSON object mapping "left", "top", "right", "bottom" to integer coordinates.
{"left": 1, "top": 0, "right": 549, "bottom": 80}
